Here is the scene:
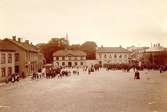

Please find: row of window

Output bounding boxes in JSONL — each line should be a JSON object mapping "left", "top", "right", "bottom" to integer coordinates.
{"left": 98, "top": 54, "right": 128, "bottom": 59}
{"left": 104, "top": 60, "right": 128, "bottom": 63}
{"left": 56, "top": 62, "right": 84, "bottom": 66}
{"left": 1, "top": 67, "right": 12, "bottom": 77}
{"left": 56, "top": 56, "right": 85, "bottom": 61}
{"left": 26, "top": 53, "right": 38, "bottom": 61}
{"left": 1, "top": 53, "right": 19, "bottom": 64}
{"left": 1, "top": 53, "right": 13, "bottom": 64}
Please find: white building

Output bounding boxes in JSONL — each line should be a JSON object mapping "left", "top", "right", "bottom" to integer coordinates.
{"left": 53, "top": 50, "right": 86, "bottom": 67}
{"left": 0, "top": 40, "right": 15, "bottom": 82}
{"left": 96, "top": 47, "right": 130, "bottom": 66}
{"left": 127, "top": 45, "right": 149, "bottom": 63}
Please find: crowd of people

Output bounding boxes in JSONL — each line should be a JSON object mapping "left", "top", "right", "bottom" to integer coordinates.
{"left": 31, "top": 66, "right": 81, "bottom": 80}
{"left": 4, "top": 63, "right": 167, "bottom": 83}
{"left": 5, "top": 72, "right": 26, "bottom": 83}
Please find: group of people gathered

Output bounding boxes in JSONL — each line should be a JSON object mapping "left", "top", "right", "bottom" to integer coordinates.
{"left": 6, "top": 72, "right": 26, "bottom": 83}
{"left": 31, "top": 66, "right": 81, "bottom": 80}
{"left": 6, "top": 63, "right": 167, "bottom": 83}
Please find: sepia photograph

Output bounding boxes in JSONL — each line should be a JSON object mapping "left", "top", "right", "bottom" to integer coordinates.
{"left": 0, "top": 0, "right": 167, "bottom": 112}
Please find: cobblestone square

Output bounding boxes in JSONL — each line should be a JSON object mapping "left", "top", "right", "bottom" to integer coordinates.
{"left": 0, "top": 69, "right": 167, "bottom": 112}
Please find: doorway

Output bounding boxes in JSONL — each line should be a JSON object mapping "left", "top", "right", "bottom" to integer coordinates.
{"left": 68, "top": 62, "right": 72, "bottom": 67}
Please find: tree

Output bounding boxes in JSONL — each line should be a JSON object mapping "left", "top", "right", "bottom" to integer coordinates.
{"left": 37, "top": 38, "right": 69, "bottom": 63}
{"left": 69, "top": 44, "right": 81, "bottom": 50}
{"left": 80, "top": 41, "right": 97, "bottom": 60}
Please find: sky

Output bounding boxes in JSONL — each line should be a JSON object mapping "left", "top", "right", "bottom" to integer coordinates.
{"left": 0, "top": 0, "right": 167, "bottom": 47}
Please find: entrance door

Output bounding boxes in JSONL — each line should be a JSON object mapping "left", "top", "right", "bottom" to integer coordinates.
{"left": 68, "top": 62, "right": 72, "bottom": 67}
{"left": 99, "top": 61, "right": 102, "bottom": 65}
{"left": 15, "top": 66, "right": 19, "bottom": 73}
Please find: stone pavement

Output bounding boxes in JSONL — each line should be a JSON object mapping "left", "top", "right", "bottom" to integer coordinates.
{"left": 0, "top": 69, "right": 167, "bottom": 112}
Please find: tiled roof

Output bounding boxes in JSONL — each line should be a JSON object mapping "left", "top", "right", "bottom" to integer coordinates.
{"left": 96, "top": 47, "right": 130, "bottom": 53}
{"left": 3, "top": 38, "right": 39, "bottom": 52}
{"left": 0, "top": 40, "right": 15, "bottom": 51}
{"left": 53, "top": 50, "right": 86, "bottom": 57}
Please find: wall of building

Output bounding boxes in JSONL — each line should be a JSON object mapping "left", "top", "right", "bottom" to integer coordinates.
{"left": 3, "top": 40, "right": 44, "bottom": 76}
{"left": 143, "top": 51, "right": 167, "bottom": 66}
{"left": 0, "top": 51, "right": 15, "bottom": 82}
{"left": 96, "top": 52, "right": 129, "bottom": 65}
{"left": 3, "top": 40, "right": 27, "bottom": 75}
{"left": 53, "top": 56, "right": 86, "bottom": 67}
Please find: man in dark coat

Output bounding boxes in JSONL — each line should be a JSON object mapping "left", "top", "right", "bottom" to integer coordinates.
{"left": 134, "top": 70, "right": 140, "bottom": 79}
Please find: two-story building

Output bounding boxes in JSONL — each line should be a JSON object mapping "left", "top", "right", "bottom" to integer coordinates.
{"left": 53, "top": 50, "right": 86, "bottom": 67}
{"left": 3, "top": 36, "right": 44, "bottom": 76}
{"left": 0, "top": 40, "right": 15, "bottom": 82}
{"left": 96, "top": 46, "right": 130, "bottom": 66}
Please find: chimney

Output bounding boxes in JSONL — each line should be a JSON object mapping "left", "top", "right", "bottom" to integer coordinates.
{"left": 12, "top": 36, "right": 16, "bottom": 41}
{"left": 101, "top": 45, "right": 103, "bottom": 48}
{"left": 18, "top": 38, "right": 23, "bottom": 43}
{"left": 25, "top": 40, "right": 29, "bottom": 44}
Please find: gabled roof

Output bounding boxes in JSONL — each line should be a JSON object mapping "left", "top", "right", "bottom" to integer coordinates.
{"left": 3, "top": 38, "right": 39, "bottom": 52}
{"left": 53, "top": 50, "right": 86, "bottom": 57}
{"left": 96, "top": 47, "right": 130, "bottom": 53}
{"left": 0, "top": 40, "right": 15, "bottom": 52}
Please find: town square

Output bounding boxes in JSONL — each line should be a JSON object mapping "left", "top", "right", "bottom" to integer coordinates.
{"left": 1, "top": 0, "right": 167, "bottom": 112}
{"left": 0, "top": 69, "right": 167, "bottom": 112}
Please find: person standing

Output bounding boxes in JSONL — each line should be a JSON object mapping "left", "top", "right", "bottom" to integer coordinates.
{"left": 134, "top": 70, "right": 140, "bottom": 80}
{"left": 11, "top": 73, "right": 16, "bottom": 83}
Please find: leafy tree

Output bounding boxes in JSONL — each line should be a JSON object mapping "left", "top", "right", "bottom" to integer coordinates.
{"left": 80, "top": 41, "right": 97, "bottom": 60}
{"left": 37, "top": 38, "right": 69, "bottom": 63}
{"left": 69, "top": 44, "right": 81, "bottom": 50}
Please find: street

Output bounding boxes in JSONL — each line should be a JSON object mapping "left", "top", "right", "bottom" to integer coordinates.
{"left": 0, "top": 69, "right": 167, "bottom": 112}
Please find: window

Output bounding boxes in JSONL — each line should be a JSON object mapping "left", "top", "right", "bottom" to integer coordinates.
{"left": 56, "top": 57, "right": 59, "bottom": 60}
{"left": 62, "top": 62, "right": 65, "bottom": 66}
{"left": 75, "top": 62, "right": 78, "bottom": 66}
{"left": 8, "top": 53, "right": 12, "bottom": 63}
{"left": 109, "top": 54, "right": 112, "bottom": 58}
{"left": 99, "top": 53, "right": 102, "bottom": 59}
{"left": 1, "top": 67, "right": 6, "bottom": 77}
{"left": 119, "top": 55, "right": 122, "bottom": 58}
{"left": 62, "top": 56, "right": 65, "bottom": 60}
{"left": 124, "top": 55, "right": 127, "bottom": 58}
{"left": 114, "top": 54, "right": 117, "bottom": 58}
{"left": 104, "top": 54, "right": 107, "bottom": 58}
{"left": 1, "top": 53, "right": 6, "bottom": 64}
{"left": 68, "top": 56, "right": 71, "bottom": 60}
{"left": 15, "top": 53, "right": 19, "bottom": 62}
{"left": 80, "top": 62, "right": 83, "bottom": 65}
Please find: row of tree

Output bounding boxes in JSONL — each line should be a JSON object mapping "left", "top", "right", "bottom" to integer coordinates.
{"left": 37, "top": 38, "right": 97, "bottom": 63}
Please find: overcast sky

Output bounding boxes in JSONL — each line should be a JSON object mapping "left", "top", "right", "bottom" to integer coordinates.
{"left": 0, "top": 0, "right": 167, "bottom": 47}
